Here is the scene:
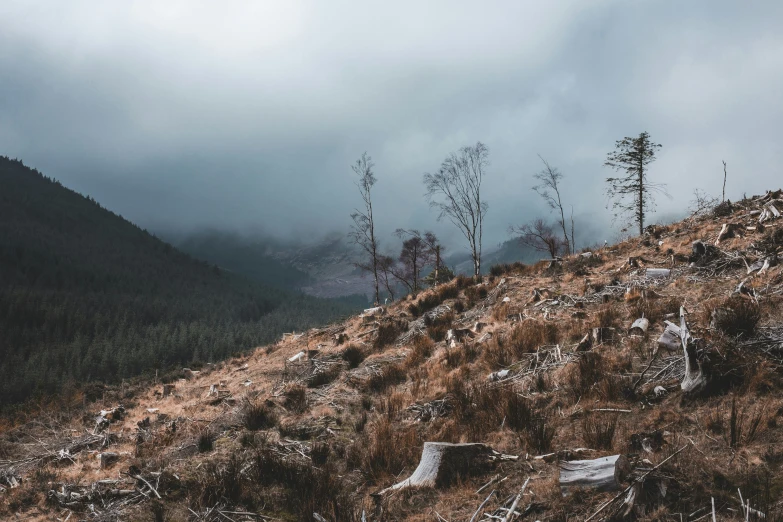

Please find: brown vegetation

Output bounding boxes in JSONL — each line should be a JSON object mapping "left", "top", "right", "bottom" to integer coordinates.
{"left": 3, "top": 193, "right": 783, "bottom": 521}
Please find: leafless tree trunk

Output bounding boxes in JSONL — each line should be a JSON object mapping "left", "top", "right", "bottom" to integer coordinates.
{"left": 533, "top": 155, "right": 572, "bottom": 254}
{"left": 424, "top": 142, "right": 489, "bottom": 277}
{"left": 722, "top": 160, "right": 727, "bottom": 202}
{"left": 349, "top": 152, "right": 380, "bottom": 304}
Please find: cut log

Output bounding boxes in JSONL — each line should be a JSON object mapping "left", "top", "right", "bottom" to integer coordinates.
{"left": 629, "top": 318, "right": 650, "bottom": 335}
{"left": 646, "top": 268, "right": 671, "bottom": 279}
{"left": 656, "top": 321, "right": 682, "bottom": 353}
{"left": 288, "top": 351, "right": 306, "bottom": 363}
{"left": 377, "top": 442, "right": 516, "bottom": 495}
{"left": 679, "top": 306, "right": 706, "bottom": 394}
{"left": 559, "top": 454, "right": 630, "bottom": 495}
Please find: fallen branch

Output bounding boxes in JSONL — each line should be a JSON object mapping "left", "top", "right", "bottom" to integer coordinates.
{"left": 132, "top": 474, "right": 161, "bottom": 499}
{"left": 502, "top": 477, "right": 530, "bottom": 522}
{"left": 469, "top": 489, "right": 496, "bottom": 522}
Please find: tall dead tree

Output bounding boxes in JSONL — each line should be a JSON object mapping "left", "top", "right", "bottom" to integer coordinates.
{"left": 533, "top": 155, "right": 573, "bottom": 255}
{"left": 604, "top": 132, "right": 668, "bottom": 236}
{"left": 424, "top": 142, "right": 489, "bottom": 277}
{"left": 510, "top": 218, "right": 562, "bottom": 259}
{"left": 722, "top": 160, "right": 727, "bottom": 202}
{"left": 349, "top": 152, "right": 380, "bottom": 304}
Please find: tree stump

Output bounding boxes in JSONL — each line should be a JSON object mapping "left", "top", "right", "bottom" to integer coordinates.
{"left": 559, "top": 454, "right": 630, "bottom": 495}
{"left": 679, "top": 307, "right": 706, "bottom": 394}
{"left": 162, "top": 384, "right": 175, "bottom": 398}
{"left": 592, "top": 327, "right": 615, "bottom": 345}
{"left": 99, "top": 452, "right": 119, "bottom": 469}
{"left": 656, "top": 321, "right": 681, "bottom": 353}
{"left": 630, "top": 318, "right": 650, "bottom": 335}
{"left": 377, "top": 442, "right": 516, "bottom": 495}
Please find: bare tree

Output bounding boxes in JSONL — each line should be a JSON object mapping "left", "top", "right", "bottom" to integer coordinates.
{"left": 423, "top": 142, "right": 489, "bottom": 276}
{"left": 348, "top": 152, "right": 380, "bottom": 304}
{"left": 688, "top": 189, "right": 719, "bottom": 218}
{"left": 392, "top": 229, "right": 443, "bottom": 292}
{"left": 604, "top": 132, "right": 668, "bottom": 235}
{"left": 722, "top": 160, "right": 727, "bottom": 202}
{"left": 532, "top": 155, "right": 572, "bottom": 255}
{"left": 510, "top": 219, "right": 562, "bottom": 259}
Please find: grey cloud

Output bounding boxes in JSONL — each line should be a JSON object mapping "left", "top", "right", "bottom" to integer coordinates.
{"left": 1, "top": 0, "right": 782, "bottom": 253}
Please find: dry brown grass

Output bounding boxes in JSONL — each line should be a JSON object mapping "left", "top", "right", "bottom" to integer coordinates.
{"left": 5, "top": 201, "right": 783, "bottom": 522}
{"left": 366, "top": 362, "right": 407, "bottom": 392}
{"left": 582, "top": 412, "right": 619, "bottom": 450}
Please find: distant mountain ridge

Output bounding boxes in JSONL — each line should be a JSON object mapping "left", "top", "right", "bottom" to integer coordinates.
{"left": 173, "top": 231, "right": 377, "bottom": 299}
{"left": 0, "top": 156, "right": 364, "bottom": 405}
{"left": 172, "top": 231, "right": 545, "bottom": 300}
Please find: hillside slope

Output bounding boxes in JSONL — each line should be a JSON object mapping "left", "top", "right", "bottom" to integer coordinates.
{"left": 1, "top": 190, "right": 782, "bottom": 521}
{"left": 0, "top": 157, "right": 363, "bottom": 404}
{"left": 173, "top": 231, "right": 315, "bottom": 291}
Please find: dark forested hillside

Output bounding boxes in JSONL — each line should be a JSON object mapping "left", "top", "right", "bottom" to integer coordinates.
{"left": 0, "top": 157, "right": 365, "bottom": 405}
{"left": 174, "top": 232, "right": 314, "bottom": 291}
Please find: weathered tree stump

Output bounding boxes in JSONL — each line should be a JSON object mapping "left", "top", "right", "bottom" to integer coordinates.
{"left": 629, "top": 318, "right": 650, "bottom": 335}
{"left": 559, "top": 454, "right": 630, "bottom": 495}
{"left": 679, "top": 307, "right": 706, "bottom": 394}
{"left": 162, "top": 384, "right": 175, "bottom": 397}
{"left": 656, "top": 321, "right": 681, "bottom": 353}
{"left": 377, "top": 442, "right": 516, "bottom": 495}
{"left": 592, "top": 327, "right": 616, "bottom": 345}
{"left": 98, "top": 452, "right": 119, "bottom": 469}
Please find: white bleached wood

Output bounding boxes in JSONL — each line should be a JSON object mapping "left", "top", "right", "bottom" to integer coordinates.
{"left": 630, "top": 318, "right": 650, "bottom": 335}
{"left": 502, "top": 477, "right": 530, "bottom": 522}
{"left": 679, "top": 306, "right": 706, "bottom": 394}
{"left": 657, "top": 321, "right": 682, "bottom": 353}
{"left": 377, "top": 442, "right": 516, "bottom": 495}
{"left": 559, "top": 455, "right": 629, "bottom": 495}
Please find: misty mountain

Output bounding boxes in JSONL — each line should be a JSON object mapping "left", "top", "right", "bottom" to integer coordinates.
{"left": 173, "top": 231, "right": 378, "bottom": 299}
{"left": 174, "top": 231, "right": 315, "bottom": 291}
{"left": 174, "top": 228, "right": 546, "bottom": 302}
{"left": 0, "top": 157, "right": 365, "bottom": 405}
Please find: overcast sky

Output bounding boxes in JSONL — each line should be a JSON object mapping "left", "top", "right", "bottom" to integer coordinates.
{"left": 2, "top": 1, "right": 782, "bottom": 251}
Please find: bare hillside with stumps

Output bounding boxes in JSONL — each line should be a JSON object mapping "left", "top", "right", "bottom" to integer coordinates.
{"left": 2, "top": 190, "right": 783, "bottom": 521}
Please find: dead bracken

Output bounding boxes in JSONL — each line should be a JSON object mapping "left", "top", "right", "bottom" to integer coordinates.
{"left": 1, "top": 189, "right": 783, "bottom": 521}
